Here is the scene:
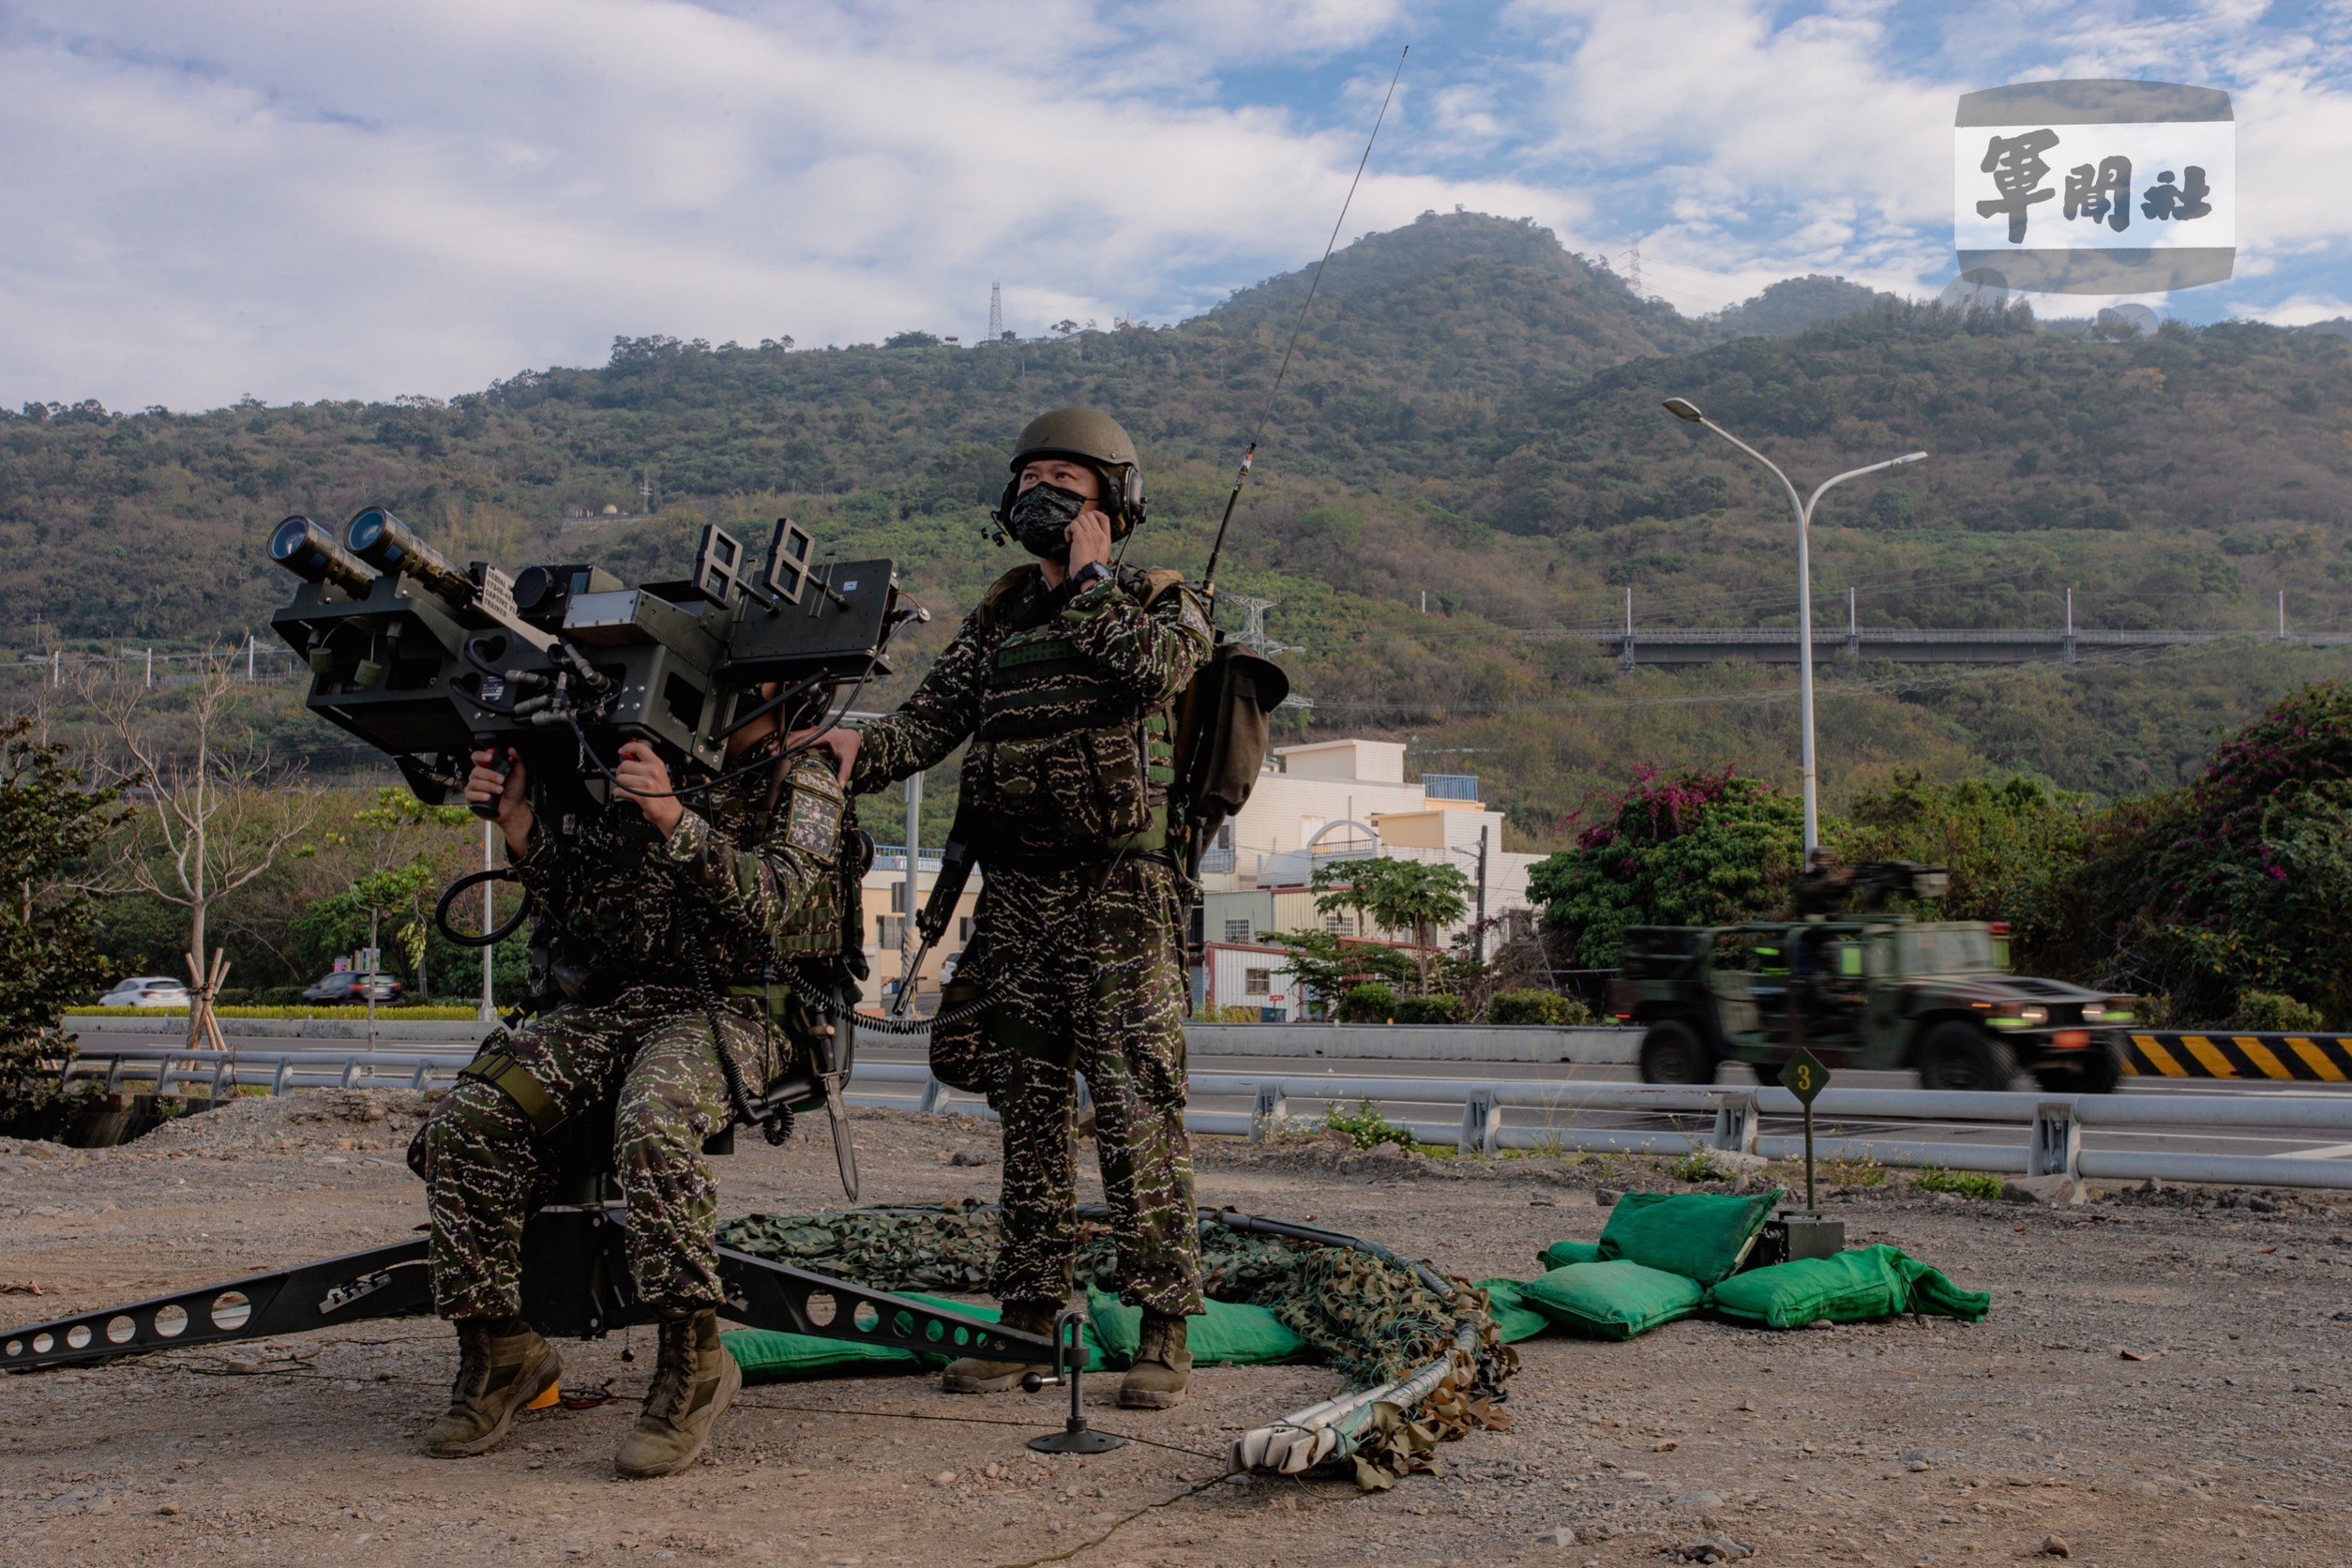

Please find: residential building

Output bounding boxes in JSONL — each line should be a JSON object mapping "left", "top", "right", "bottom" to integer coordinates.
{"left": 1197, "top": 737, "right": 1542, "bottom": 951}
{"left": 857, "top": 844, "right": 981, "bottom": 1012}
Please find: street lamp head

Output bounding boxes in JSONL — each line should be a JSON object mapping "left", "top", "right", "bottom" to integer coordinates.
{"left": 1892, "top": 451, "right": 1927, "bottom": 466}
{"left": 1662, "top": 398, "right": 1704, "bottom": 423}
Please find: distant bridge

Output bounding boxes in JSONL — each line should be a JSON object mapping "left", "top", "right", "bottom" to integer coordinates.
{"left": 1519, "top": 622, "right": 2350, "bottom": 668}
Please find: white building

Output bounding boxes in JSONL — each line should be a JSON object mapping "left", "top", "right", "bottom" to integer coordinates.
{"left": 1199, "top": 941, "right": 1305, "bottom": 1021}
{"left": 857, "top": 846, "right": 981, "bottom": 1013}
{"left": 1196, "top": 736, "right": 1543, "bottom": 971}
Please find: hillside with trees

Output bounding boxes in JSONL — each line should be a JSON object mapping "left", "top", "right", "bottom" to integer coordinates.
{"left": 5, "top": 211, "right": 2349, "bottom": 1011}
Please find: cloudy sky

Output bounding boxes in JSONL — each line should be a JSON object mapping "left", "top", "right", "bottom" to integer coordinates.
{"left": 5, "top": 0, "right": 2349, "bottom": 411}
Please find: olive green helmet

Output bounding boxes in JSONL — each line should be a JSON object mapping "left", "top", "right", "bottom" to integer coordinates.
{"left": 995, "top": 407, "right": 1148, "bottom": 536}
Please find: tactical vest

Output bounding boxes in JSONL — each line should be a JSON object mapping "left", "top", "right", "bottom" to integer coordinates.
{"left": 960, "top": 565, "right": 1187, "bottom": 860}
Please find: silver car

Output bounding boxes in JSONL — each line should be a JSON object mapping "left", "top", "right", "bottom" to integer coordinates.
{"left": 100, "top": 976, "right": 191, "bottom": 1009}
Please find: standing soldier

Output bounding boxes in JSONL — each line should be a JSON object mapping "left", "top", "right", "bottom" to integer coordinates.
{"left": 413, "top": 697, "right": 856, "bottom": 1476}
{"left": 805, "top": 409, "right": 1214, "bottom": 1409}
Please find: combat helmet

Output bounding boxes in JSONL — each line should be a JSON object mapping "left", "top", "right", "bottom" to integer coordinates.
{"left": 993, "top": 407, "right": 1148, "bottom": 537}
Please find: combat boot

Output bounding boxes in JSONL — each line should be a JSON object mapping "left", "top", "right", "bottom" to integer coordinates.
{"left": 615, "top": 1309, "right": 741, "bottom": 1479}
{"left": 1117, "top": 1312, "right": 1192, "bottom": 1410}
{"left": 940, "top": 1299, "right": 1060, "bottom": 1394}
{"left": 421, "top": 1317, "right": 562, "bottom": 1458}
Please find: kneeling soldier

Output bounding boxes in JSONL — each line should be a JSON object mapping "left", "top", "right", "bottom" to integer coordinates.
{"left": 413, "top": 702, "right": 854, "bottom": 1476}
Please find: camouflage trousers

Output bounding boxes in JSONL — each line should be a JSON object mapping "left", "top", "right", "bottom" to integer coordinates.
{"left": 415, "top": 986, "right": 780, "bottom": 1320}
{"left": 930, "top": 856, "right": 1203, "bottom": 1318}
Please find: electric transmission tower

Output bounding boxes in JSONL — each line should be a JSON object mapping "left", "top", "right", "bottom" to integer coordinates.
{"left": 1623, "top": 244, "right": 1642, "bottom": 297}
{"left": 1229, "top": 596, "right": 1298, "bottom": 656}
{"left": 988, "top": 282, "right": 1003, "bottom": 341}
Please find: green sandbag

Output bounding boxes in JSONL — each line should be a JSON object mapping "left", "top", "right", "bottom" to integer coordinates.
{"left": 1086, "top": 1289, "right": 1316, "bottom": 1367}
{"left": 723, "top": 1330, "right": 924, "bottom": 1380}
{"left": 1706, "top": 1244, "right": 1990, "bottom": 1328}
{"left": 1597, "top": 1188, "right": 1783, "bottom": 1286}
{"left": 725, "top": 1293, "right": 1107, "bottom": 1382}
{"left": 1536, "top": 1239, "right": 1603, "bottom": 1271}
{"left": 1520, "top": 1260, "right": 1705, "bottom": 1341}
{"left": 1475, "top": 1279, "right": 1555, "bottom": 1344}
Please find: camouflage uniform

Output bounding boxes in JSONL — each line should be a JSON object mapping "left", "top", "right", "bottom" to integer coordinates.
{"left": 416, "top": 746, "right": 852, "bottom": 1320}
{"left": 852, "top": 562, "right": 1214, "bottom": 1317}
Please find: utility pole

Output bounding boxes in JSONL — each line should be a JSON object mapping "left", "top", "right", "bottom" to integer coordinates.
{"left": 2064, "top": 587, "right": 2076, "bottom": 666}
{"left": 901, "top": 772, "right": 923, "bottom": 1010}
{"left": 479, "top": 819, "right": 496, "bottom": 1023}
{"left": 641, "top": 467, "right": 655, "bottom": 514}
{"left": 1473, "top": 823, "right": 1490, "bottom": 966}
{"left": 2279, "top": 590, "right": 2288, "bottom": 641}
{"left": 366, "top": 908, "right": 380, "bottom": 1051}
{"left": 246, "top": 632, "right": 255, "bottom": 681}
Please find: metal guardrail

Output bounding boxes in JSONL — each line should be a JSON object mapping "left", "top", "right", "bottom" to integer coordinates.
{"left": 49, "top": 1044, "right": 2352, "bottom": 1190}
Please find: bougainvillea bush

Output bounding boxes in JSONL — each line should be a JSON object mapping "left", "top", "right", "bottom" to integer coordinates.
{"left": 2048, "top": 681, "right": 2352, "bottom": 1027}
{"left": 1529, "top": 768, "right": 1804, "bottom": 970}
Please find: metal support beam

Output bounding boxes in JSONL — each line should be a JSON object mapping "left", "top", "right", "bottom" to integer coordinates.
{"left": 1710, "top": 1091, "right": 1760, "bottom": 1154}
{"left": 2028, "top": 1099, "right": 2083, "bottom": 1200}
{"left": 1459, "top": 1087, "right": 1501, "bottom": 1156}
{"left": 1250, "top": 1083, "right": 1288, "bottom": 1144}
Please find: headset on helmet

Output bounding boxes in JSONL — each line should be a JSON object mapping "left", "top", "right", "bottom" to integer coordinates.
{"left": 990, "top": 407, "right": 1148, "bottom": 542}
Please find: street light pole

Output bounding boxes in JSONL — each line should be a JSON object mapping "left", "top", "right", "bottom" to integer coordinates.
{"left": 1661, "top": 399, "right": 1923, "bottom": 855}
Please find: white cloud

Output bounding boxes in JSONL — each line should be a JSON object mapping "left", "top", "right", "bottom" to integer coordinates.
{"left": 4, "top": 1, "right": 2348, "bottom": 406}
{"left": 1488, "top": 0, "right": 2352, "bottom": 316}
{"left": 0, "top": 0, "right": 1545, "bottom": 409}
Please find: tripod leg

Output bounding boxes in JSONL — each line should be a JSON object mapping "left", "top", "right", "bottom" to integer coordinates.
{"left": 4, "top": 1240, "right": 431, "bottom": 1373}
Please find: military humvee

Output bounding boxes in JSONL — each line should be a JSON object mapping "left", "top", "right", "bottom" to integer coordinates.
{"left": 1605, "top": 865, "right": 2133, "bottom": 1093}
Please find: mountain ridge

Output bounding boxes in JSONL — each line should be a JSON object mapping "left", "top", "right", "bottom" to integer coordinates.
{"left": 5, "top": 211, "right": 2347, "bottom": 838}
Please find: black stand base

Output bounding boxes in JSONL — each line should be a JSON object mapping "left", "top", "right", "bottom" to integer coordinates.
{"left": 1017, "top": 1308, "right": 1128, "bottom": 1455}
{"left": 1030, "top": 1425, "right": 1127, "bottom": 1455}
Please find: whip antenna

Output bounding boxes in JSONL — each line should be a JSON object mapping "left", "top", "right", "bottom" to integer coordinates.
{"left": 1198, "top": 45, "right": 1407, "bottom": 605}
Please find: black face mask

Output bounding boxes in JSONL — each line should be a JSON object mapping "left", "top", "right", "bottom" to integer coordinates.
{"left": 1003, "top": 481, "right": 1088, "bottom": 562}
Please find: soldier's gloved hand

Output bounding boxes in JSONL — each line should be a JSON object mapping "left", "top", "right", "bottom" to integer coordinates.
{"left": 614, "top": 740, "right": 685, "bottom": 839}
{"left": 791, "top": 727, "right": 860, "bottom": 787}
{"left": 468, "top": 746, "right": 534, "bottom": 854}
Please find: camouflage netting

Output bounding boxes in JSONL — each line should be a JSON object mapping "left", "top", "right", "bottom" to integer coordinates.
{"left": 719, "top": 1200, "right": 1477, "bottom": 1388}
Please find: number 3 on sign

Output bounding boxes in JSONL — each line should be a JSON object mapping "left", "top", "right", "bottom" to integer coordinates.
{"left": 1781, "top": 1048, "right": 1831, "bottom": 1107}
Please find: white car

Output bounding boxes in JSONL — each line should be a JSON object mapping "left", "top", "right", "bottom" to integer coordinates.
{"left": 100, "top": 976, "right": 191, "bottom": 1009}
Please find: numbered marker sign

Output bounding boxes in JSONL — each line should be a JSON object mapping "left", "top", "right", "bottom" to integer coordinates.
{"left": 1954, "top": 80, "right": 2234, "bottom": 294}
{"left": 1780, "top": 1048, "right": 1832, "bottom": 1107}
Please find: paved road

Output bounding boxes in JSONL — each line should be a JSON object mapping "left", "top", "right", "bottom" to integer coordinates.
{"left": 71, "top": 1028, "right": 2352, "bottom": 1168}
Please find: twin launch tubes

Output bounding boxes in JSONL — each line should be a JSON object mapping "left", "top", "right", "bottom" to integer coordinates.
{"left": 269, "top": 507, "right": 478, "bottom": 615}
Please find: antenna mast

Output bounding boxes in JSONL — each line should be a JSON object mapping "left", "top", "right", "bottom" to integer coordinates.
{"left": 1198, "top": 46, "right": 1408, "bottom": 607}
{"left": 988, "top": 282, "right": 1003, "bottom": 341}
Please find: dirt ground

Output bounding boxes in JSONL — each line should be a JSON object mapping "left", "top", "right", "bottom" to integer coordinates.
{"left": 5, "top": 1091, "right": 2350, "bottom": 1568}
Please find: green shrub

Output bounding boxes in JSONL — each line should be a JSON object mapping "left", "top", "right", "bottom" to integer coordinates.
{"left": 1321, "top": 1098, "right": 1415, "bottom": 1152}
{"left": 1393, "top": 993, "right": 1468, "bottom": 1024}
{"left": 1914, "top": 1167, "right": 2004, "bottom": 1200}
{"left": 1336, "top": 983, "right": 1396, "bottom": 1023}
{"left": 1488, "top": 989, "right": 1593, "bottom": 1026}
{"left": 1671, "top": 1150, "right": 1736, "bottom": 1183}
{"left": 2236, "top": 990, "right": 2328, "bottom": 1033}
